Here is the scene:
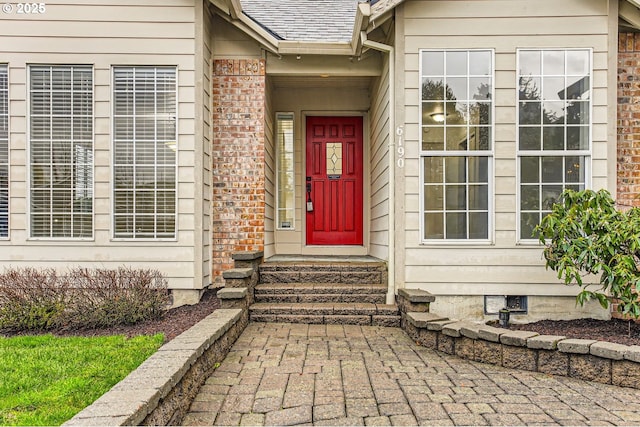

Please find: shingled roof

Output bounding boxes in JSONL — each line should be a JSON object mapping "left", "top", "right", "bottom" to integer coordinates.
{"left": 241, "top": 0, "right": 360, "bottom": 42}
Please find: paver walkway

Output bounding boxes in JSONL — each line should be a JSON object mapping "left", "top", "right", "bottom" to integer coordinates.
{"left": 182, "top": 322, "right": 640, "bottom": 426}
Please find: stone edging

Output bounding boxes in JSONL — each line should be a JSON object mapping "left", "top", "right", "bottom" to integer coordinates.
{"left": 63, "top": 308, "right": 248, "bottom": 426}
{"left": 402, "top": 311, "right": 640, "bottom": 389}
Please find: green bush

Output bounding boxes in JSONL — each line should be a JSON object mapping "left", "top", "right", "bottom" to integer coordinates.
{"left": 535, "top": 189, "right": 640, "bottom": 319}
{"left": 0, "top": 267, "right": 169, "bottom": 332}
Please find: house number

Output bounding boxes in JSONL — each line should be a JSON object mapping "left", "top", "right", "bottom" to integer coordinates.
{"left": 396, "top": 126, "right": 405, "bottom": 168}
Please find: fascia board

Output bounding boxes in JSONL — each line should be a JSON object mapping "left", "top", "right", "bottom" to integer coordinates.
{"left": 278, "top": 41, "right": 354, "bottom": 56}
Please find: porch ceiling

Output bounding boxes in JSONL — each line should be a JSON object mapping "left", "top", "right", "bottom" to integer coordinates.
{"left": 269, "top": 75, "right": 373, "bottom": 90}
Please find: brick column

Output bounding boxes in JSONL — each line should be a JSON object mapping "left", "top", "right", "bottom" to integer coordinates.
{"left": 211, "top": 59, "right": 266, "bottom": 285}
{"left": 616, "top": 35, "right": 640, "bottom": 319}
{"left": 618, "top": 33, "right": 640, "bottom": 209}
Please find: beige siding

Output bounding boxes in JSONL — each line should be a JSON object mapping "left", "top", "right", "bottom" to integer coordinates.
{"left": 211, "top": 14, "right": 263, "bottom": 59}
{"left": 264, "top": 79, "right": 276, "bottom": 258}
{"left": 368, "top": 55, "right": 391, "bottom": 261}
{"left": 0, "top": 0, "right": 202, "bottom": 290}
{"left": 398, "top": 0, "right": 613, "bottom": 302}
{"left": 200, "top": 0, "right": 213, "bottom": 286}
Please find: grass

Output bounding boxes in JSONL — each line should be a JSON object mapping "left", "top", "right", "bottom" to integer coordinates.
{"left": 0, "top": 334, "right": 164, "bottom": 426}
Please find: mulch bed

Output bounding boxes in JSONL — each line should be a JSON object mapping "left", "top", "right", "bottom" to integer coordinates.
{"left": 1, "top": 288, "right": 221, "bottom": 343}
{"left": 503, "top": 317, "right": 640, "bottom": 346}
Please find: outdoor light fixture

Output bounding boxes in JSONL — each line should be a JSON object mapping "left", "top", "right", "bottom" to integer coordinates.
{"left": 498, "top": 308, "right": 510, "bottom": 327}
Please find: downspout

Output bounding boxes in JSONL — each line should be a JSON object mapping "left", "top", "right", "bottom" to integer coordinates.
{"left": 361, "top": 31, "right": 396, "bottom": 305}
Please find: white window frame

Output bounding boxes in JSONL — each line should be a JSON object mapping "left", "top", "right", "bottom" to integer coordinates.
{"left": 0, "top": 64, "right": 8, "bottom": 240}
{"left": 111, "top": 66, "right": 178, "bottom": 240}
{"left": 27, "top": 64, "right": 94, "bottom": 240}
{"left": 516, "top": 48, "right": 592, "bottom": 243}
{"left": 419, "top": 49, "right": 495, "bottom": 244}
{"left": 275, "top": 112, "right": 295, "bottom": 230}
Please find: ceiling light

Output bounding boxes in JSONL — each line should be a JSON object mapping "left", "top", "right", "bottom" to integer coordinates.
{"left": 430, "top": 112, "right": 446, "bottom": 123}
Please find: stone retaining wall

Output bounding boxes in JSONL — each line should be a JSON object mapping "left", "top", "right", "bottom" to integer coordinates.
{"left": 402, "top": 312, "right": 640, "bottom": 390}
{"left": 63, "top": 308, "right": 247, "bottom": 426}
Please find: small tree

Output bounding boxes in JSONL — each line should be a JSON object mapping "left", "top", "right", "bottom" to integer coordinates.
{"left": 535, "top": 189, "right": 640, "bottom": 319}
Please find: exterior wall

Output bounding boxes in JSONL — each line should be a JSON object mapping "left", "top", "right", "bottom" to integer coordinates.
{"left": 617, "top": 32, "right": 640, "bottom": 209}
{"left": 211, "top": 58, "right": 266, "bottom": 284}
{"left": 369, "top": 53, "right": 391, "bottom": 261}
{"left": 397, "top": 0, "right": 614, "bottom": 320}
{"left": 264, "top": 79, "right": 276, "bottom": 258}
{"left": 0, "top": 0, "right": 204, "bottom": 292}
{"left": 271, "top": 82, "right": 371, "bottom": 256}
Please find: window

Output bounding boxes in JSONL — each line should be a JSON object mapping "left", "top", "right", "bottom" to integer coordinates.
{"left": 0, "top": 65, "right": 7, "bottom": 238}
{"left": 29, "top": 65, "right": 93, "bottom": 238}
{"left": 113, "top": 66, "right": 177, "bottom": 239}
{"left": 517, "top": 49, "right": 591, "bottom": 241}
{"left": 420, "top": 50, "right": 493, "bottom": 241}
{"left": 276, "top": 113, "right": 295, "bottom": 229}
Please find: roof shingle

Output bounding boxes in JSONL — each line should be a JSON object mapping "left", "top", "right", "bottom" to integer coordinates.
{"left": 241, "top": 0, "right": 360, "bottom": 42}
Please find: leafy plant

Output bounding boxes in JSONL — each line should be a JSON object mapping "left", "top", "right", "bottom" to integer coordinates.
{"left": 535, "top": 189, "right": 640, "bottom": 319}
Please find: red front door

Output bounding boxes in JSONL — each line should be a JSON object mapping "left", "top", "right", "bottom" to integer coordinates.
{"left": 306, "top": 116, "right": 363, "bottom": 245}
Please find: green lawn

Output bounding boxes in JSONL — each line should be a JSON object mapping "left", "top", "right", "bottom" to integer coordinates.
{"left": 0, "top": 334, "right": 164, "bottom": 426}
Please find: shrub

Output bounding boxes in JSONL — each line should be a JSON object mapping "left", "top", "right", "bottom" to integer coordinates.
{"left": 0, "top": 267, "right": 169, "bottom": 332}
{"left": 535, "top": 189, "right": 640, "bottom": 319}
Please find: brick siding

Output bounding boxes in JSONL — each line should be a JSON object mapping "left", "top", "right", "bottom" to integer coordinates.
{"left": 211, "top": 59, "right": 266, "bottom": 285}
{"left": 616, "top": 34, "right": 640, "bottom": 320}
{"left": 618, "top": 33, "right": 640, "bottom": 209}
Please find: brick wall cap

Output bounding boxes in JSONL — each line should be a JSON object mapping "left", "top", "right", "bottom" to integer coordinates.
{"left": 426, "top": 319, "right": 458, "bottom": 331}
{"left": 217, "top": 287, "right": 248, "bottom": 299}
{"left": 526, "top": 335, "right": 567, "bottom": 350}
{"left": 590, "top": 341, "right": 628, "bottom": 360}
{"left": 557, "top": 338, "right": 597, "bottom": 354}
{"left": 406, "top": 312, "right": 448, "bottom": 328}
{"left": 397, "top": 288, "right": 436, "bottom": 303}
{"left": 232, "top": 251, "right": 264, "bottom": 261}
{"left": 222, "top": 268, "right": 254, "bottom": 279}
{"left": 624, "top": 345, "right": 640, "bottom": 362}
{"left": 499, "top": 330, "right": 539, "bottom": 347}
{"left": 460, "top": 323, "right": 482, "bottom": 340}
{"left": 442, "top": 321, "right": 474, "bottom": 337}
{"left": 477, "top": 325, "right": 505, "bottom": 343}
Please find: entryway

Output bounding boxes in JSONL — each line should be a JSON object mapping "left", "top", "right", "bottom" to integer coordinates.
{"left": 305, "top": 116, "right": 364, "bottom": 246}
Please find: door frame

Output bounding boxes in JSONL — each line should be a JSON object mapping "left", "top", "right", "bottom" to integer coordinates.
{"left": 301, "top": 111, "right": 370, "bottom": 256}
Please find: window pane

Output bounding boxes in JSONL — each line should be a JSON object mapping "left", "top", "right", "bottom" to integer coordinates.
{"left": 519, "top": 76, "right": 541, "bottom": 101}
{"left": 445, "top": 212, "right": 466, "bottom": 239}
{"left": 520, "top": 185, "right": 539, "bottom": 210}
{"left": 276, "top": 113, "right": 295, "bottom": 229}
{"left": 469, "top": 185, "right": 488, "bottom": 210}
{"left": 113, "top": 66, "right": 177, "bottom": 239}
{"left": 468, "top": 157, "right": 488, "bottom": 183}
{"left": 424, "top": 185, "right": 443, "bottom": 210}
{"left": 520, "top": 212, "right": 540, "bottom": 240}
{"left": 420, "top": 50, "right": 492, "bottom": 241}
{"left": 446, "top": 51, "right": 467, "bottom": 75}
{"left": 445, "top": 157, "right": 466, "bottom": 183}
{"left": 519, "top": 127, "right": 540, "bottom": 150}
{"left": 519, "top": 102, "right": 541, "bottom": 125}
{"left": 541, "top": 157, "right": 563, "bottom": 182}
{"left": 29, "top": 66, "right": 93, "bottom": 238}
{"left": 519, "top": 51, "right": 541, "bottom": 75}
{"left": 424, "top": 212, "right": 444, "bottom": 239}
{"left": 520, "top": 157, "right": 539, "bottom": 183}
{"left": 517, "top": 50, "right": 591, "bottom": 240}
{"left": 469, "top": 212, "right": 488, "bottom": 239}
{"left": 422, "top": 51, "right": 444, "bottom": 76}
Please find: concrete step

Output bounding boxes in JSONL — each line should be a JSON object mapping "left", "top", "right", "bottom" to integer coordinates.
{"left": 249, "top": 302, "right": 400, "bottom": 326}
{"left": 259, "top": 261, "right": 387, "bottom": 285}
{"left": 254, "top": 283, "right": 387, "bottom": 304}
